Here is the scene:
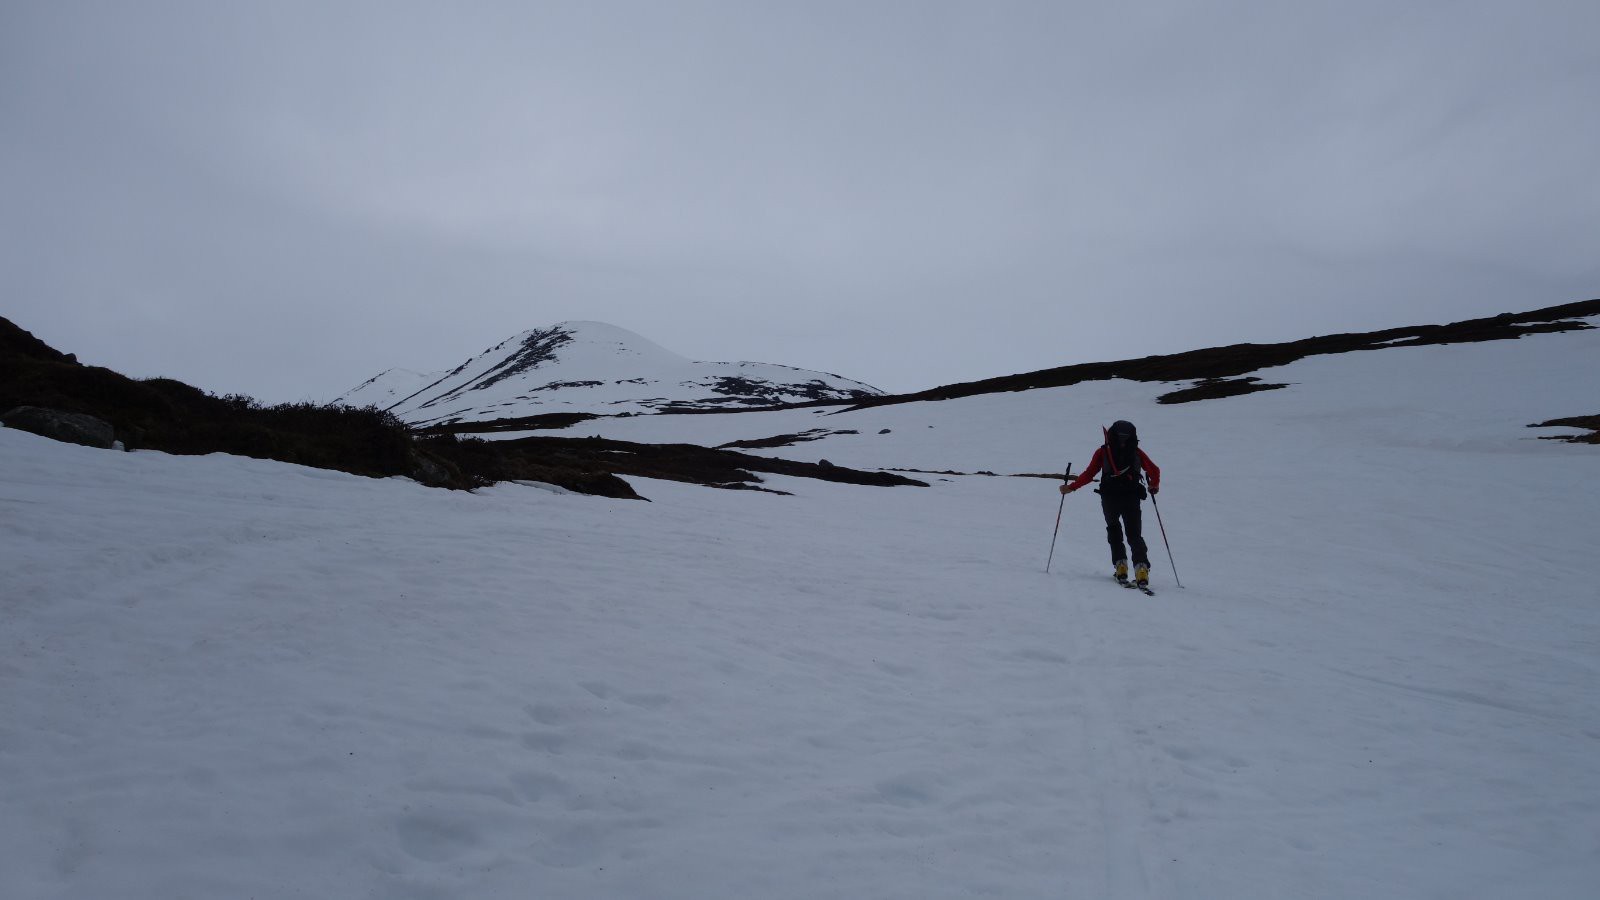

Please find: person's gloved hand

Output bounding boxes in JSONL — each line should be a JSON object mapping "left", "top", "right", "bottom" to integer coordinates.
{"left": 1060, "top": 483, "right": 1075, "bottom": 495}
{"left": 1149, "top": 485, "right": 1159, "bottom": 495}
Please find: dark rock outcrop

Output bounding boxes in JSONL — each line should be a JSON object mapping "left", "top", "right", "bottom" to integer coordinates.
{"left": 1528, "top": 415, "right": 1600, "bottom": 444}
{"left": 406, "top": 450, "right": 458, "bottom": 486}
{"left": 2, "top": 406, "right": 116, "bottom": 449}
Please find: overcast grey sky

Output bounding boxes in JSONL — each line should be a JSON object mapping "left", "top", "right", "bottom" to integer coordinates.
{"left": 4, "top": 1, "right": 1597, "bottom": 402}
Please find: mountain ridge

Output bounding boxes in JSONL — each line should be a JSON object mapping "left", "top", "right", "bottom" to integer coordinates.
{"left": 412, "top": 299, "right": 1600, "bottom": 437}
{"left": 837, "top": 298, "right": 1600, "bottom": 411}
{"left": 335, "top": 321, "right": 882, "bottom": 426}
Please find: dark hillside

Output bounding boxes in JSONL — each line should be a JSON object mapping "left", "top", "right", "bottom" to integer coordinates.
{"left": 840, "top": 299, "right": 1600, "bottom": 410}
{"left": 0, "top": 320, "right": 440, "bottom": 485}
{"left": 1, "top": 318, "right": 74, "bottom": 363}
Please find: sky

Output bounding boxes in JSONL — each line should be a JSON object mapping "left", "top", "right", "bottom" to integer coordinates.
{"left": 3, "top": 0, "right": 1597, "bottom": 403}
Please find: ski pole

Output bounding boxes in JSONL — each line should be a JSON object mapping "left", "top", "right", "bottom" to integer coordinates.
{"left": 1149, "top": 491, "right": 1183, "bottom": 588}
{"left": 1045, "top": 463, "right": 1073, "bottom": 573}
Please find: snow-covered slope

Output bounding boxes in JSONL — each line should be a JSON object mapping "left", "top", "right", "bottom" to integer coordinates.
{"left": 539, "top": 322, "right": 1600, "bottom": 471}
{"left": 334, "top": 321, "right": 882, "bottom": 426}
{"left": 334, "top": 367, "right": 441, "bottom": 408}
{"left": 4, "top": 318, "right": 1599, "bottom": 898}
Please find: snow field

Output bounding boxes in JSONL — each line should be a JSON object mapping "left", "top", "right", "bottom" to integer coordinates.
{"left": 4, "top": 327, "right": 1600, "bottom": 897}
{"left": 0, "top": 436, "right": 1178, "bottom": 897}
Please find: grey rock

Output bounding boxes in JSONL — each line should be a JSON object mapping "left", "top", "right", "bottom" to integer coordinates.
{"left": 408, "top": 451, "right": 452, "bottom": 486}
{"left": 1, "top": 406, "right": 116, "bottom": 449}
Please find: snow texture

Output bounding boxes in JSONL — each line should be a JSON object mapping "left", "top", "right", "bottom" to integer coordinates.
{"left": 4, "top": 326, "right": 1600, "bottom": 898}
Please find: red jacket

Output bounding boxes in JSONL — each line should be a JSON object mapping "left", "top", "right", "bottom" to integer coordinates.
{"left": 1066, "top": 446, "right": 1160, "bottom": 493}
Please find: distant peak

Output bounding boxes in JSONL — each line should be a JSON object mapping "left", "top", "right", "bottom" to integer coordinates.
{"left": 529, "top": 321, "right": 686, "bottom": 362}
{"left": 552, "top": 319, "right": 621, "bottom": 330}
{"left": 336, "top": 319, "right": 881, "bottom": 424}
{"left": 547, "top": 320, "right": 655, "bottom": 342}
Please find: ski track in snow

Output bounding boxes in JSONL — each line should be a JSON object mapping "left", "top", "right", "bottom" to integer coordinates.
{"left": 4, "top": 330, "right": 1600, "bottom": 898}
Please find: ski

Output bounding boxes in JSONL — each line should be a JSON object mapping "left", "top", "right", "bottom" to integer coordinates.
{"left": 1117, "top": 578, "right": 1155, "bottom": 596}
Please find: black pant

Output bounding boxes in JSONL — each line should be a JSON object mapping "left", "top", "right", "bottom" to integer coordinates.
{"left": 1101, "top": 490, "right": 1149, "bottom": 567}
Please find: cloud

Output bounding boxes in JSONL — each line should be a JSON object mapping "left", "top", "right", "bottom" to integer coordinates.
{"left": 3, "top": 1, "right": 1596, "bottom": 401}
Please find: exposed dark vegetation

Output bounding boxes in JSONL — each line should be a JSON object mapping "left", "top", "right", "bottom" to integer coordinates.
{"left": 1, "top": 316, "right": 922, "bottom": 497}
{"left": 1155, "top": 377, "right": 1290, "bottom": 405}
{"left": 717, "top": 429, "right": 859, "bottom": 450}
{"left": 834, "top": 299, "right": 1600, "bottom": 412}
{"left": 707, "top": 375, "right": 874, "bottom": 402}
{"left": 533, "top": 380, "right": 605, "bottom": 390}
{"left": 2, "top": 317, "right": 445, "bottom": 483}
{"left": 417, "top": 412, "right": 603, "bottom": 434}
{"left": 1528, "top": 415, "right": 1600, "bottom": 444}
{"left": 412, "top": 434, "right": 638, "bottom": 497}
{"left": 478, "top": 436, "right": 925, "bottom": 494}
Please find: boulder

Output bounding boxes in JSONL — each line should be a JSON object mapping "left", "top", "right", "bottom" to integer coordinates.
{"left": 407, "top": 450, "right": 454, "bottom": 486}
{"left": 1, "top": 406, "right": 117, "bottom": 449}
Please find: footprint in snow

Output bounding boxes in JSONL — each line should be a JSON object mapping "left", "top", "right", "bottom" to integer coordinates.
{"left": 525, "top": 702, "right": 579, "bottom": 726}
{"left": 1163, "top": 744, "right": 1250, "bottom": 772}
{"left": 520, "top": 731, "right": 567, "bottom": 754}
{"left": 1011, "top": 647, "right": 1070, "bottom": 664}
{"left": 615, "top": 741, "right": 657, "bottom": 761}
{"left": 868, "top": 773, "right": 941, "bottom": 808}
{"left": 509, "top": 771, "right": 572, "bottom": 804}
{"left": 395, "top": 813, "right": 482, "bottom": 863}
{"left": 527, "top": 818, "right": 664, "bottom": 869}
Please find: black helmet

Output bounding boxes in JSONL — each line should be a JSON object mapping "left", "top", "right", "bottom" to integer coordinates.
{"left": 1108, "top": 420, "right": 1137, "bottom": 444}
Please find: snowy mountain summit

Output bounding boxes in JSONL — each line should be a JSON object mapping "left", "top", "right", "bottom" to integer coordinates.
{"left": 334, "top": 321, "right": 882, "bottom": 427}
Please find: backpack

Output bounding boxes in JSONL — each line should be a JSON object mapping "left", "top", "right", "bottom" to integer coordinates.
{"left": 1101, "top": 420, "right": 1147, "bottom": 498}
